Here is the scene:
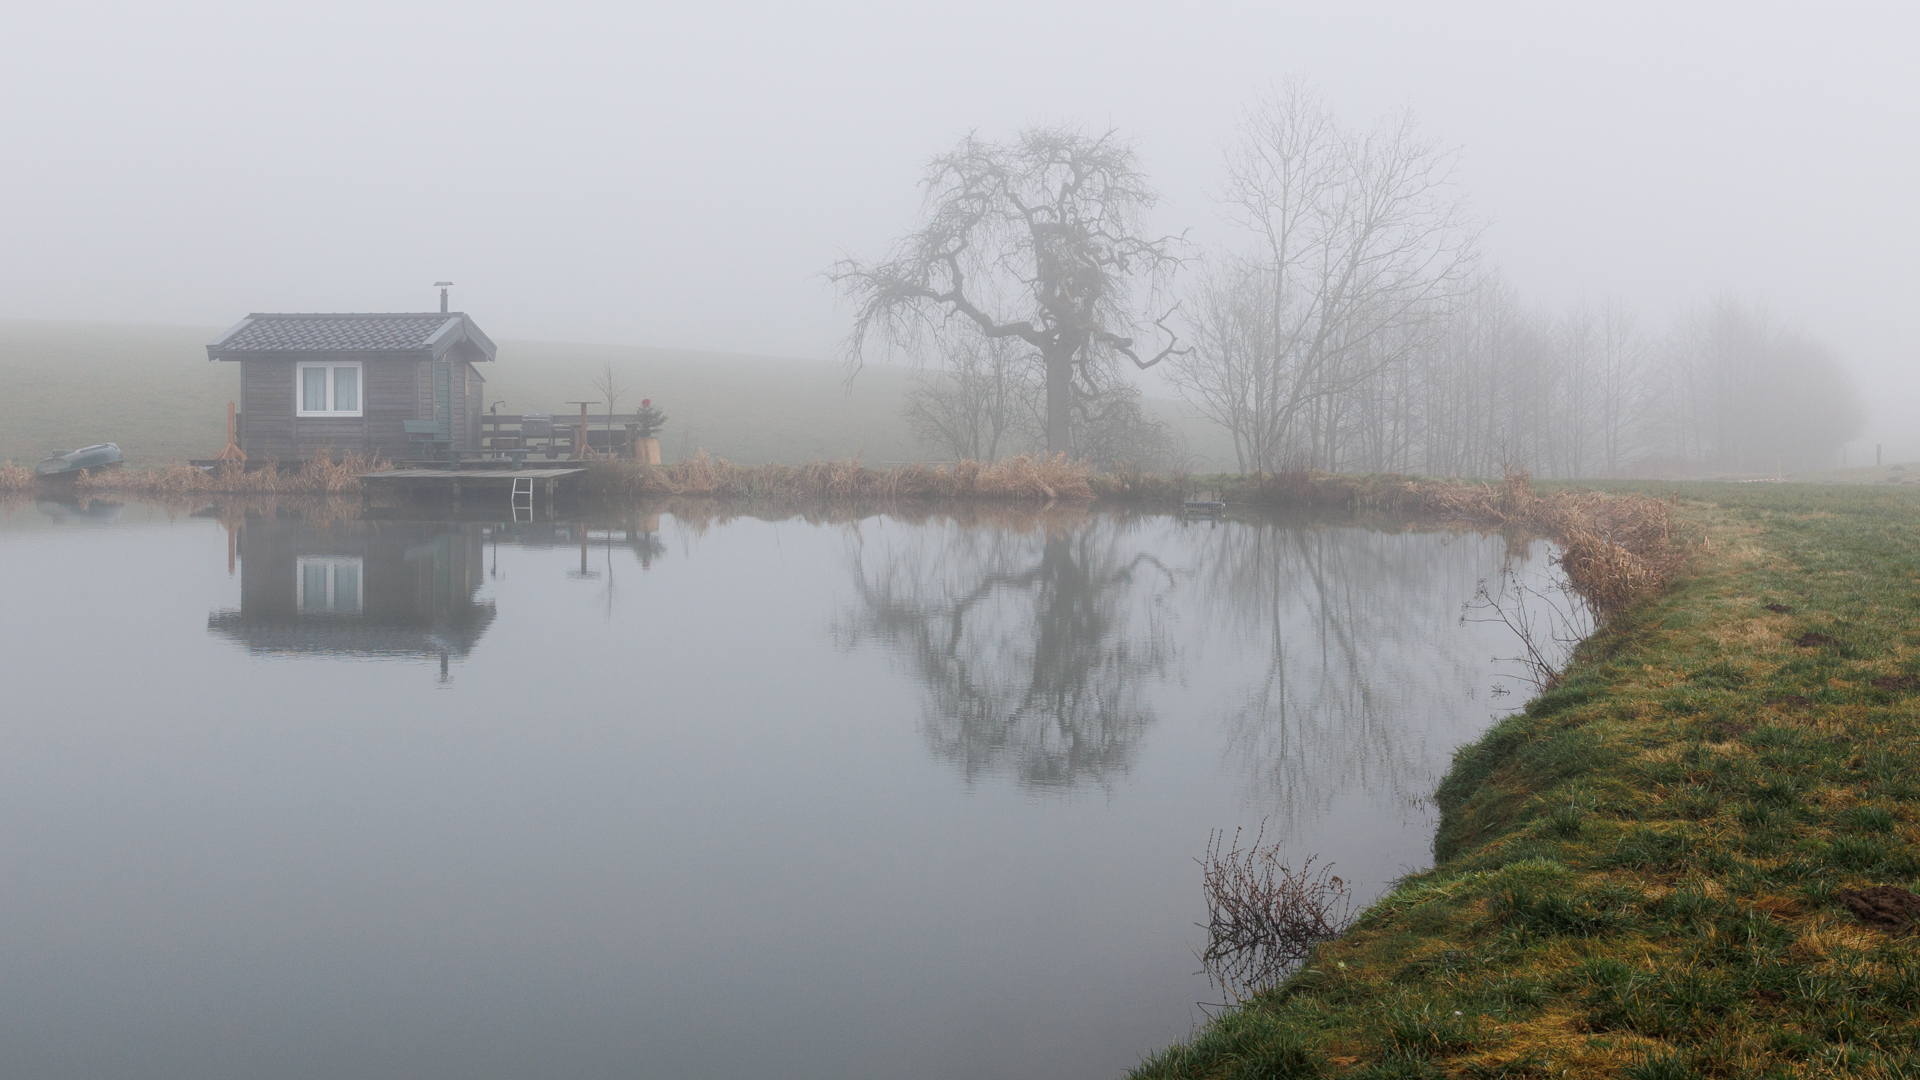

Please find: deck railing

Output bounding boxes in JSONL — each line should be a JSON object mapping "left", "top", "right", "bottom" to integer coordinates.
{"left": 480, "top": 413, "right": 650, "bottom": 458}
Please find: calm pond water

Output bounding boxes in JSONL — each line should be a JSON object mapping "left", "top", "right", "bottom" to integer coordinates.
{"left": 0, "top": 497, "right": 1575, "bottom": 1080}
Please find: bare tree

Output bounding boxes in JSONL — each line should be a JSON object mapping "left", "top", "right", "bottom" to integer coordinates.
{"left": 833, "top": 126, "right": 1185, "bottom": 453}
{"left": 586, "top": 360, "right": 629, "bottom": 458}
{"left": 1660, "top": 298, "right": 1864, "bottom": 474}
{"left": 590, "top": 361, "right": 625, "bottom": 417}
{"left": 1036, "top": 359, "right": 1185, "bottom": 472}
{"left": 1594, "top": 296, "right": 1653, "bottom": 477}
{"left": 1169, "top": 81, "right": 1479, "bottom": 472}
{"left": 1178, "top": 261, "right": 1280, "bottom": 471}
{"left": 902, "top": 332, "right": 1035, "bottom": 462}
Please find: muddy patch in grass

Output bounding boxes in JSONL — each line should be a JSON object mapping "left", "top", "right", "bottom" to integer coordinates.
{"left": 1835, "top": 886, "right": 1920, "bottom": 932}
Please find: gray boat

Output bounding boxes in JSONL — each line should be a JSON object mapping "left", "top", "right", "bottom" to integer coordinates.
{"left": 36, "top": 443, "right": 124, "bottom": 479}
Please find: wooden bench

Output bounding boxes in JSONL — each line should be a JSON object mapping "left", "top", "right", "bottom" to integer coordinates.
{"left": 403, "top": 419, "right": 452, "bottom": 461}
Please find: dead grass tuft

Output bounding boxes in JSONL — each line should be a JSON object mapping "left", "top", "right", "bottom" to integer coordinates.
{"left": 66, "top": 449, "right": 388, "bottom": 496}
{"left": 1207, "top": 470, "right": 1684, "bottom": 621}
{"left": 0, "top": 460, "right": 33, "bottom": 492}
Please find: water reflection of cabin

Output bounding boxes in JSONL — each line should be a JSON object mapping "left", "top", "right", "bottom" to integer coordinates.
{"left": 206, "top": 312, "right": 496, "bottom": 465}
{"left": 206, "top": 517, "right": 496, "bottom": 658}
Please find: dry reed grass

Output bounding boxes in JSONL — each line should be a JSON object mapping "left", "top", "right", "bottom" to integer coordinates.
{"left": 0, "top": 460, "right": 33, "bottom": 492}
{"left": 583, "top": 452, "right": 1096, "bottom": 503}
{"left": 62, "top": 451, "right": 385, "bottom": 497}
{"left": 590, "top": 458, "right": 1678, "bottom": 617}
{"left": 1411, "top": 471, "right": 1681, "bottom": 618}
{"left": 1239, "top": 470, "right": 1684, "bottom": 619}
{"left": 8, "top": 444, "right": 1679, "bottom": 621}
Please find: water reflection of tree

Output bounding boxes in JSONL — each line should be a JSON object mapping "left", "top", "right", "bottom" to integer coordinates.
{"left": 1199, "top": 522, "right": 1533, "bottom": 837}
{"left": 839, "top": 519, "right": 1176, "bottom": 790}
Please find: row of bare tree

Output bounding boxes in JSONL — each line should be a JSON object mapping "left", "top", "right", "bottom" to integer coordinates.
{"left": 1200, "top": 277, "right": 1865, "bottom": 478}
{"left": 836, "top": 82, "right": 1864, "bottom": 477}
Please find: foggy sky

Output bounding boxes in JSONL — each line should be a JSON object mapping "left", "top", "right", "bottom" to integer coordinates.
{"left": 4, "top": 1, "right": 1916, "bottom": 448}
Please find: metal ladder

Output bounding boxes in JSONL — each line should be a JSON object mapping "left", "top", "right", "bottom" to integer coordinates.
{"left": 511, "top": 476, "right": 534, "bottom": 521}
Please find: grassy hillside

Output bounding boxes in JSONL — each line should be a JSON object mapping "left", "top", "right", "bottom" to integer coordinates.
{"left": 0, "top": 321, "right": 238, "bottom": 466}
{"left": 0, "top": 320, "right": 1235, "bottom": 469}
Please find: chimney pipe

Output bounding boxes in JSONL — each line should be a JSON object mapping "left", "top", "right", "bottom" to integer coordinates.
{"left": 435, "top": 281, "right": 454, "bottom": 314}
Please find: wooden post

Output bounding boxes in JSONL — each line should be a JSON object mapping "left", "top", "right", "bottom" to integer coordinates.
{"left": 215, "top": 400, "right": 247, "bottom": 463}
{"left": 565, "top": 401, "right": 596, "bottom": 461}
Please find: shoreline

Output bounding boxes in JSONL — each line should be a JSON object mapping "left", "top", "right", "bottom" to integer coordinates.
{"left": 15, "top": 465, "right": 1834, "bottom": 1075}
{"left": 1132, "top": 482, "right": 1920, "bottom": 1078}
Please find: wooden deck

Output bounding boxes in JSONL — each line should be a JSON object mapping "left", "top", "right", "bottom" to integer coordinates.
{"left": 363, "top": 467, "right": 588, "bottom": 482}
{"left": 359, "top": 466, "right": 589, "bottom": 509}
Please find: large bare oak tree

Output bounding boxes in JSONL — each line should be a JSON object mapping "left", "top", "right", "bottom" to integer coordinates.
{"left": 832, "top": 127, "right": 1184, "bottom": 454}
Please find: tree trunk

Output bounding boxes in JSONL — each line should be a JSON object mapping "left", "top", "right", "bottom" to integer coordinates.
{"left": 1046, "top": 352, "right": 1074, "bottom": 455}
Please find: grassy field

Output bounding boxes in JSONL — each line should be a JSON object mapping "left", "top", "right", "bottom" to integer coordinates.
{"left": 1134, "top": 481, "right": 1920, "bottom": 1078}
{"left": 0, "top": 320, "right": 1235, "bottom": 469}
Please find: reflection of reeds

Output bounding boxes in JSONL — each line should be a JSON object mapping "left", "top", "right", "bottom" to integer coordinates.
{"left": 630, "top": 495, "right": 1101, "bottom": 536}
{"left": 202, "top": 495, "right": 367, "bottom": 528}
{"left": 1225, "top": 471, "right": 1681, "bottom": 619}
{"left": 582, "top": 452, "right": 1096, "bottom": 503}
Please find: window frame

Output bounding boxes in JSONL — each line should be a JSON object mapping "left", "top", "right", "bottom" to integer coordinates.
{"left": 295, "top": 556, "right": 366, "bottom": 615}
{"left": 294, "top": 360, "right": 365, "bottom": 418}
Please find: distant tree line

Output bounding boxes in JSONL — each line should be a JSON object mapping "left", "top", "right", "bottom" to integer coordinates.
{"left": 838, "top": 82, "right": 1864, "bottom": 478}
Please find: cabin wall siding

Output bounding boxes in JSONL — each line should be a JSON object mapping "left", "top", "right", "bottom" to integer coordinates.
{"left": 465, "top": 363, "right": 485, "bottom": 450}
{"left": 240, "top": 359, "right": 296, "bottom": 460}
{"left": 235, "top": 351, "right": 443, "bottom": 462}
{"left": 447, "top": 362, "right": 482, "bottom": 451}
{"left": 363, "top": 360, "right": 421, "bottom": 459}
{"left": 448, "top": 362, "right": 465, "bottom": 450}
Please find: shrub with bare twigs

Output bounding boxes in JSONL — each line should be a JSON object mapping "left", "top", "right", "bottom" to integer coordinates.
{"left": 1198, "top": 825, "right": 1353, "bottom": 1002}
{"left": 67, "top": 450, "right": 386, "bottom": 496}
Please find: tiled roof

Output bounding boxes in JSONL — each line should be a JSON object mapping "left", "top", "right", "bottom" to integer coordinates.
{"left": 213, "top": 313, "right": 463, "bottom": 353}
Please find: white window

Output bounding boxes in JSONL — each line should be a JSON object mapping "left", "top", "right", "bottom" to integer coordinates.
{"left": 296, "top": 557, "right": 364, "bottom": 614}
{"left": 295, "top": 361, "right": 364, "bottom": 417}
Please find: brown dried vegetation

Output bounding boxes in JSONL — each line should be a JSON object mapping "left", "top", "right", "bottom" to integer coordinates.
{"left": 0, "top": 460, "right": 32, "bottom": 492}
{"left": 583, "top": 452, "right": 1096, "bottom": 503}
{"left": 3, "top": 451, "right": 385, "bottom": 496}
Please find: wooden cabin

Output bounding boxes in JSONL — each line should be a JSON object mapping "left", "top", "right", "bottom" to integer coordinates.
{"left": 207, "top": 311, "right": 496, "bottom": 464}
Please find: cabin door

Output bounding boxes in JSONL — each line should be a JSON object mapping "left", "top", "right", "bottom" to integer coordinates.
{"left": 433, "top": 362, "right": 453, "bottom": 441}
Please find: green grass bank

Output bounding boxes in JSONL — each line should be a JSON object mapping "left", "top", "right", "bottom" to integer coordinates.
{"left": 1134, "top": 482, "right": 1920, "bottom": 1079}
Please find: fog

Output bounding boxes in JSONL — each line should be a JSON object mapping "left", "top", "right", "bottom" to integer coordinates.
{"left": 3, "top": 1, "right": 1916, "bottom": 452}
